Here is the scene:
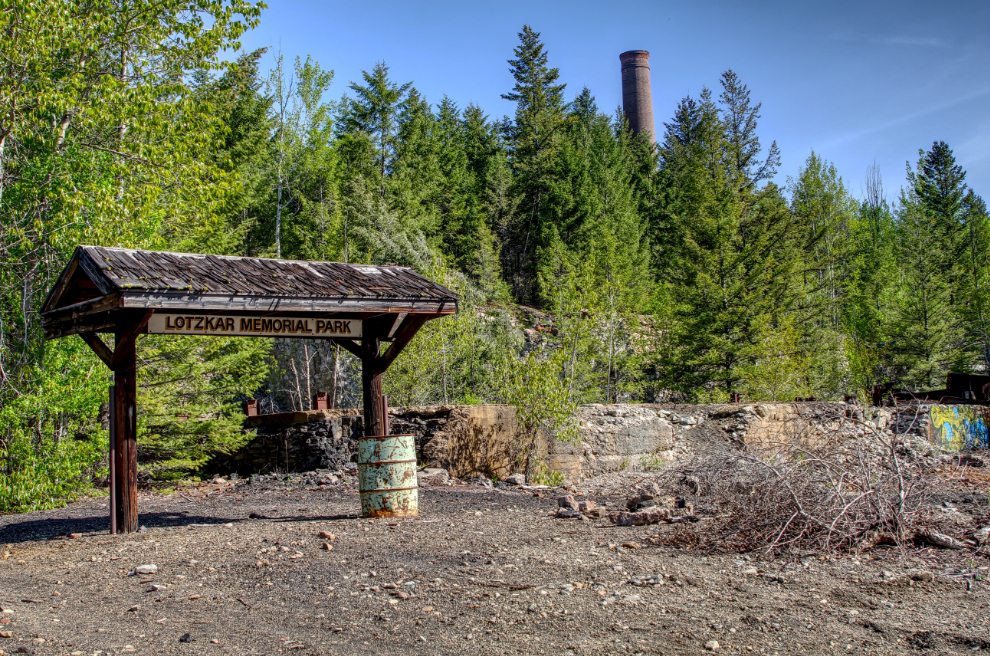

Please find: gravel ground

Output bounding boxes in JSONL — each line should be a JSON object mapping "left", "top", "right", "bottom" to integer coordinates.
{"left": 1, "top": 476, "right": 988, "bottom": 656}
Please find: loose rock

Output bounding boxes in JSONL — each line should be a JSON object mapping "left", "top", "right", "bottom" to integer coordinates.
{"left": 625, "top": 493, "right": 655, "bottom": 511}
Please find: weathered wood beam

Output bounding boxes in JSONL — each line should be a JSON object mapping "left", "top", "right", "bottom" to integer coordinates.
{"left": 333, "top": 339, "right": 363, "bottom": 359}
{"left": 110, "top": 311, "right": 153, "bottom": 369}
{"left": 117, "top": 292, "right": 457, "bottom": 315}
{"left": 74, "top": 247, "right": 117, "bottom": 296}
{"left": 380, "top": 315, "right": 432, "bottom": 371}
{"left": 113, "top": 321, "right": 140, "bottom": 533}
{"left": 361, "top": 336, "right": 386, "bottom": 438}
{"left": 79, "top": 332, "right": 113, "bottom": 368}
{"left": 386, "top": 312, "right": 408, "bottom": 339}
{"left": 40, "top": 254, "right": 79, "bottom": 312}
{"left": 42, "top": 293, "right": 121, "bottom": 324}
{"left": 109, "top": 386, "right": 117, "bottom": 534}
{"left": 43, "top": 314, "right": 119, "bottom": 339}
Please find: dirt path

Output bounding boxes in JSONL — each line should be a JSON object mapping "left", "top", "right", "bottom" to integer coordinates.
{"left": 1, "top": 481, "right": 988, "bottom": 656}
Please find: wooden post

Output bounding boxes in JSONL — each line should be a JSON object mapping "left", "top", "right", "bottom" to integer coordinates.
{"left": 382, "top": 395, "right": 389, "bottom": 437}
{"left": 113, "top": 325, "right": 139, "bottom": 533}
{"left": 108, "top": 387, "right": 117, "bottom": 535}
{"left": 361, "top": 336, "right": 385, "bottom": 438}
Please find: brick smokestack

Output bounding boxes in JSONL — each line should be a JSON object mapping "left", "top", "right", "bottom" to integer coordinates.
{"left": 619, "top": 50, "right": 656, "bottom": 143}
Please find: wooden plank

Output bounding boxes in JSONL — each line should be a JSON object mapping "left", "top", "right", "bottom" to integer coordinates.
{"left": 75, "top": 247, "right": 118, "bottom": 295}
{"left": 113, "top": 323, "right": 139, "bottom": 533}
{"left": 43, "top": 314, "right": 119, "bottom": 339}
{"left": 110, "top": 311, "right": 153, "bottom": 368}
{"left": 118, "top": 292, "right": 456, "bottom": 315}
{"left": 79, "top": 332, "right": 113, "bottom": 368}
{"left": 361, "top": 336, "right": 385, "bottom": 438}
{"left": 39, "top": 251, "right": 79, "bottom": 312}
{"left": 386, "top": 313, "right": 408, "bottom": 339}
{"left": 42, "top": 293, "right": 120, "bottom": 323}
{"left": 380, "top": 315, "right": 432, "bottom": 370}
{"left": 333, "top": 339, "right": 363, "bottom": 359}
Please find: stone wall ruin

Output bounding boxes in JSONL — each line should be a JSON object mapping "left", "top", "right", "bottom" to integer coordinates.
{"left": 218, "top": 401, "right": 953, "bottom": 481}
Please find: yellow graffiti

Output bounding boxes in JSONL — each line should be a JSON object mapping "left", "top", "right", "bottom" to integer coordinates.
{"left": 930, "top": 405, "right": 990, "bottom": 452}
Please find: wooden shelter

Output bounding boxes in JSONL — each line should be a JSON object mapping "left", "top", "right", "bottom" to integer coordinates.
{"left": 41, "top": 245, "right": 458, "bottom": 533}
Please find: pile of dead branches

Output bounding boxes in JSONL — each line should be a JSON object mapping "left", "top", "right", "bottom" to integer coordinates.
{"left": 668, "top": 428, "right": 939, "bottom": 555}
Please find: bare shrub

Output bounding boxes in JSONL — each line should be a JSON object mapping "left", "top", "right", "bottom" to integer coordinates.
{"left": 664, "top": 416, "right": 935, "bottom": 555}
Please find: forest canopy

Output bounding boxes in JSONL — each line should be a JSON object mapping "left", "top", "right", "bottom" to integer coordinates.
{"left": 2, "top": 5, "right": 988, "bottom": 510}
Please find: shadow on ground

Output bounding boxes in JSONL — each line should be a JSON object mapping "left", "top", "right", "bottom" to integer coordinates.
{"left": 0, "top": 510, "right": 362, "bottom": 544}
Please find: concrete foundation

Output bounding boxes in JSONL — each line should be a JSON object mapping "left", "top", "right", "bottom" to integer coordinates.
{"left": 223, "top": 402, "right": 968, "bottom": 481}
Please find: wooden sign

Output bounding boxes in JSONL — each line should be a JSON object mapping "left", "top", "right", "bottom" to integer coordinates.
{"left": 147, "top": 314, "right": 362, "bottom": 338}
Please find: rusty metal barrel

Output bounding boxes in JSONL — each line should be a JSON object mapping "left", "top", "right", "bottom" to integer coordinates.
{"left": 357, "top": 434, "right": 418, "bottom": 517}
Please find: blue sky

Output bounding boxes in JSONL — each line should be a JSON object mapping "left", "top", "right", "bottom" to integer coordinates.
{"left": 238, "top": 0, "right": 990, "bottom": 200}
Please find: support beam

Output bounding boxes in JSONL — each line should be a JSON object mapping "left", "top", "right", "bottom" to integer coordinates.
{"left": 386, "top": 313, "right": 408, "bottom": 339}
{"left": 334, "top": 339, "right": 363, "bottom": 359}
{"left": 43, "top": 314, "right": 119, "bottom": 339}
{"left": 380, "top": 315, "right": 431, "bottom": 370}
{"left": 42, "top": 254, "right": 79, "bottom": 310}
{"left": 109, "top": 387, "right": 117, "bottom": 535}
{"left": 80, "top": 332, "right": 113, "bottom": 368}
{"left": 361, "top": 336, "right": 385, "bottom": 438}
{"left": 113, "top": 321, "right": 141, "bottom": 533}
{"left": 111, "top": 311, "right": 152, "bottom": 368}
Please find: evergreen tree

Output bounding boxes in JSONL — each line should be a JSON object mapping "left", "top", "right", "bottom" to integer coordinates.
{"left": 890, "top": 142, "right": 973, "bottom": 388}
{"left": 844, "top": 165, "right": 898, "bottom": 395}
{"left": 789, "top": 151, "right": 858, "bottom": 397}
{"left": 501, "top": 25, "right": 567, "bottom": 301}
{"left": 203, "top": 48, "right": 274, "bottom": 255}
{"left": 890, "top": 198, "right": 960, "bottom": 388}
{"left": 339, "top": 62, "right": 412, "bottom": 198}
{"left": 718, "top": 70, "right": 781, "bottom": 189}
{"left": 958, "top": 190, "right": 990, "bottom": 370}
{"left": 655, "top": 75, "right": 800, "bottom": 400}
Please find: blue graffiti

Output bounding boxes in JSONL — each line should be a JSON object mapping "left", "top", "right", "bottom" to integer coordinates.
{"left": 931, "top": 405, "right": 990, "bottom": 451}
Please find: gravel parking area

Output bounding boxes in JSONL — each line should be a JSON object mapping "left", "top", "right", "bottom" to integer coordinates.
{"left": 1, "top": 477, "right": 988, "bottom": 656}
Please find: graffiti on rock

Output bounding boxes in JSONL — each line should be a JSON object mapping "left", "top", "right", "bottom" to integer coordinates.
{"left": 930, "top": 405, "right": 990, "bottom": 451}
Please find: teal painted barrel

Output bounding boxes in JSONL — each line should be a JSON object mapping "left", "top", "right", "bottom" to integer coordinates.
{"left": 357, "top": 434, "right": 418, "bottom": 517}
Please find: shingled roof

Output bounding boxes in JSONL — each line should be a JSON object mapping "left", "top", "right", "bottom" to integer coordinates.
{"left": 42, "top": 245, "right": 459, "bottom": 318}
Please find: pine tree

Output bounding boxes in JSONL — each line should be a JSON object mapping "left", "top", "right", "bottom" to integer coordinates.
{"left": 890, "top": 142, "right": 972, "bottom": 388}
{"left": 501, "top": 25, "right": 567, "bottom": 301}
{"left": 845, "top": 165, "right": 897, "bottom": 395}
{"left": 890, "top": 198, "right": 960, "bottom": 388}
{"left": 958, "top": 190, "right": 990, "bottom": 369}
{"left": 205, "top": 48, "right": 274, "bottom": 255}
{"left": 718, "top": 70, "right": 781, "bottom": 190}
{"left": 789, "top": 151, "right": 858, "bottom": 396}
{"left": 655, "top": 76, "right": 800, "bottom": 399}
{"left": 339, "top": 62, "right": 412, "bottom": 199}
